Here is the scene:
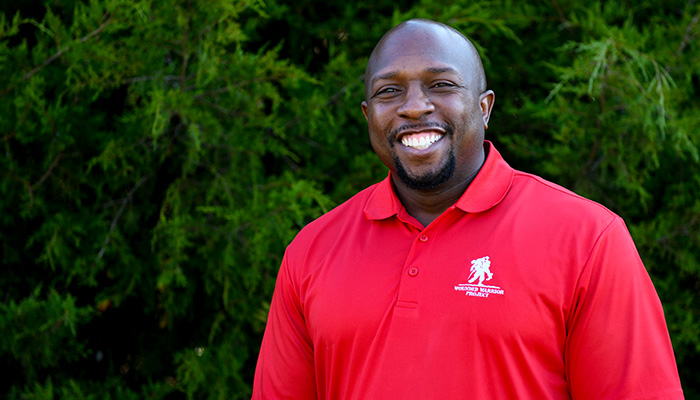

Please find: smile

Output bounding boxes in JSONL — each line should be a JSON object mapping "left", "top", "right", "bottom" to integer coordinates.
{"left": 400, "top": 132, "right": 444, "bottom": 150}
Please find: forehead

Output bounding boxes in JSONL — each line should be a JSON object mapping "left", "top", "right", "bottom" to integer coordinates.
{"left": 368, "top": 25, "right": 472, "bottom": 84}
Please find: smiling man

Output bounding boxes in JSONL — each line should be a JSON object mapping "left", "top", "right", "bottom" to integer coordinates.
{"left": 361, "top": 20, "right": 493, "bottom": 226}
{"left": 252, "top": 19, "right": 684, "bottom": 399}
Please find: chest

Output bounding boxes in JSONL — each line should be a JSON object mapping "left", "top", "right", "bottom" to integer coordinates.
{"left": 301, "top": 213, "right": 581, "bottom": 354}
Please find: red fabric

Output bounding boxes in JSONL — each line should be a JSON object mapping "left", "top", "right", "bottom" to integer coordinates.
{"left": 253, "top": 142, "right": 683, "bottom": 400}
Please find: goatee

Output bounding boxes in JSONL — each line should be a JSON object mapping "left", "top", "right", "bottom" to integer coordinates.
{"left": 394, "top": 150, "right": 456, "bottom": 191}
{"left": 389, "top": 122, "right": 456, "bottom": 191}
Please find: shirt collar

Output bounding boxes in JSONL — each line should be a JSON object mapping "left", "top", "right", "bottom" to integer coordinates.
{"left": 363, "top": 141, "right": 514, "bottom": 220}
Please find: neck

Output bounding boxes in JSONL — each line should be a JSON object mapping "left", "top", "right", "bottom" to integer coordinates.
{"left": 391, "top": 164, "right": 482, "bottom": 227}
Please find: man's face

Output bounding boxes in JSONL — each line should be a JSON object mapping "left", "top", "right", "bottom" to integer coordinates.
{"left": 362, "top": 23, "right": 494, "bottom": 192}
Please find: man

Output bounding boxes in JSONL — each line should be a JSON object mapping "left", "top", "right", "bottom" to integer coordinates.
{"left": 253, "top": 19, "right": 684, "bottom": 399}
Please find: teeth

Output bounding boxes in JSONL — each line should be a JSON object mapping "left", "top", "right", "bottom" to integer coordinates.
{"left": 401, "top": 133, "right": 443, "bottom": 150}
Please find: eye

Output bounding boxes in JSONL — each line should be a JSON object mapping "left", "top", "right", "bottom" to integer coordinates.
{"left": 376, "top": 87, "right": 399, "bottom": 96}
{"left": 432, "top": 81, "right": 455, "bottom": 89}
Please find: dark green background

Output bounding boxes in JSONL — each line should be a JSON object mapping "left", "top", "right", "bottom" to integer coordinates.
{"left": 1, "top": 0, "right": 698, "bottom": 398}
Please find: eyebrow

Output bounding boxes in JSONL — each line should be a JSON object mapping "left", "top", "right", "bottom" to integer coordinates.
{"left": 426, "top": 66, "right": 458, "bottom": 75}
{"left": 371, "top": 71, "right": 399, "bottom": 86}
{"left": 371, "top": 66, "right": 459, "bottom": 86}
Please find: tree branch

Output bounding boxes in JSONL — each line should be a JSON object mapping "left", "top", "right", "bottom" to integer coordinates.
{"left": 180, "top": 0, "right": 191, "bottom": 91}
{"left": 675, "top": 6, "right": 699, "bottom": 59}
{"left": 94, "top": 175, "right": 149, "bottom": 263}
{"left": 32, "top": 152, "right": 62, "bottom": 190}
{"left": 23, "top": 10, "right": 115, "bottom": 80}
{"left": 1, "top": 9, "right": 117, "bottom": 98}
{"left": 2, "top": 172, "right": 34, "bottom": 210}
{"left": 548, "top": 0, "right": 576, "bottom": 36}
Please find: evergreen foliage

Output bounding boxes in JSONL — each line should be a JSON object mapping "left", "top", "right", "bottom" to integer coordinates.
{"left": 1, "top": 0, "right": 698, "bottom": 398}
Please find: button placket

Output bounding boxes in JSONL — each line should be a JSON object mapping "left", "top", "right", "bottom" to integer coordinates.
{"left": 395, "top": 228, "right": 435, "bottom": 311}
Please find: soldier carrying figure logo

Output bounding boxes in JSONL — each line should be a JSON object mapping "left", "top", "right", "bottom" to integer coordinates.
{"left": 468, "top": 256, "right": 493, "bottom": 286}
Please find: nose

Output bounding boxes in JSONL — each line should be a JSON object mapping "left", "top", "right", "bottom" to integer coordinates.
{"left": 398, "top": 84, "right": 434, "bottom": 119}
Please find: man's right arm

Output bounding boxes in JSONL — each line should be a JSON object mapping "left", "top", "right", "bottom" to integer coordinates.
{"left": 252, "top": 254, "right": 317, "bottom": 399}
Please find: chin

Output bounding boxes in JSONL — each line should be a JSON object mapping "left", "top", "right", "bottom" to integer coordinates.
{"left": 394, "top": 152, "right": 456, "bottom": 191}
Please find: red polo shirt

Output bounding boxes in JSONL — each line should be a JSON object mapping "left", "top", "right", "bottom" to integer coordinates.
{"left": 253, "top": 142, "right": 683, "bottom": 399}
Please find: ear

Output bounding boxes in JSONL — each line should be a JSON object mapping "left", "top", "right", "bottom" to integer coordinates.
{"left": 361, "top": 101, "right": 369, "bottom": 121}
{"left": 479, "top": 90, "right": 495, "bottom": 129}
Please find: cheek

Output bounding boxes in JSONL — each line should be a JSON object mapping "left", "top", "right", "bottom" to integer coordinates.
{"left": 368, "top": 130, "right": 393, "bottom": 161}
{"left": 367, "top": 100, "right": 396, "bottom": 119}
{"left": 366, "top": 109, "right": 394, "bottom": 142}
{"left": 366, "top": 125, "right": 395, "bottom": 169}
{"left": 368, "top": 131, "right": 382, "bottom": 152}
{"left": 448, "top": 102, "right": 482, "bottom": 133}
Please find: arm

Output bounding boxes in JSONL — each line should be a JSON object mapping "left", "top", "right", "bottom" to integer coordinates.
{"left": 565, "top": 217, "right": 683, "bottom": 399}
{"left": 253, "top": 253, "right": 317, "bottom": 400}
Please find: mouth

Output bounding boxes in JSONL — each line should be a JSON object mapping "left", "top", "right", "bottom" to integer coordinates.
{"left": 397, "top": 129, "right": 445, "bottom": 151}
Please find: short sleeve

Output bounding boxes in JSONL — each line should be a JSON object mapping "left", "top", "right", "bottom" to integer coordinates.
{"left": 252, "top": 252, "right": 317, "bottom": 400}
{"left": 565, "top": 217, "right": 683, "bottom": 399}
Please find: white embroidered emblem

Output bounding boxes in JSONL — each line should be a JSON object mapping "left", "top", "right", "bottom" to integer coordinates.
{"left": 454, "top": 256, "right": 505, "bottom": 298}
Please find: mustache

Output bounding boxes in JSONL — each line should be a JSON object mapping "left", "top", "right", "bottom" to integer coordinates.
{"left": 388, "top": 122, "right": 453, "bottom": 142}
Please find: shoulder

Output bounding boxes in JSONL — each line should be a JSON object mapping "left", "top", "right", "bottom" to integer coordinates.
{"left": 284, "top": 182, "right": 380, "bottom": 261}
{"left": 496, "top": 169, "right": 628, "bottom": 260}
{"left": 509, "top": 170, "right": 619, "bottom": 225}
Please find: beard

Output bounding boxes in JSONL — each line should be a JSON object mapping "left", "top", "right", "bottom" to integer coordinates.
{"left": 388, "top": 122, "right": 456, "bottom": 191}
{"left": 394, "top": 149, "right": 456, "bottom": 191}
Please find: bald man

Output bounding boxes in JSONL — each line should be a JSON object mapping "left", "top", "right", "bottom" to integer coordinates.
{"left": 253, "top": 19, "right": 683, "bottom": 399}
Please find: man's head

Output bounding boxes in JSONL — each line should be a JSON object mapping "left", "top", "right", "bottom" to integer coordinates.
{"left": 361, "top": 19, "right": 494, "bottom": 192}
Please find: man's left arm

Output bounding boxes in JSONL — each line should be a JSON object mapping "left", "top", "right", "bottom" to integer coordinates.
{"left": 564, "top": 217, "right": 684, "bottom": 399}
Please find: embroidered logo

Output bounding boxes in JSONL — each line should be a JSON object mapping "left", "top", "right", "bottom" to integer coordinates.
{"left": 454, "top": 256, "right": 505, "bottom": 298}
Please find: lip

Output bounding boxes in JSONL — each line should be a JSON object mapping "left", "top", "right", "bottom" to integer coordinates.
{"left": 396, "top": 131, "right": 447, "bottom": 155}
{"left": 395, "top": 127, "right": 446, "bottom": 141}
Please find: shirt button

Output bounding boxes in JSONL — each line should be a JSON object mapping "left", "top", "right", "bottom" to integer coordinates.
{"left": 419, "top": 234, "right": 428, "bottom": 242}
{"left": 408, "top": 267, "right": 419, "bottom": 277}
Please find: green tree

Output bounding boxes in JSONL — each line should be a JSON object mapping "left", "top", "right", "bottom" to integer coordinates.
{"left": 0, "top": 0, "right": 335, "bottom": 397}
